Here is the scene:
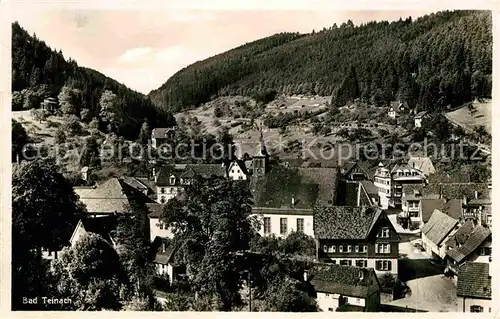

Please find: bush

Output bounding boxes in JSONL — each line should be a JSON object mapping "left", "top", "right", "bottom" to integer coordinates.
{"left": 55, "top": 128, "right": 67, "bottom": 144}
{"left": 63, "top": 115, "right": 82, "bottom": 135}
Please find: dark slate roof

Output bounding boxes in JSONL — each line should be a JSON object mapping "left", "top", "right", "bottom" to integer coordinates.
{"left": 122, "top": 176, "right": 155, "bottom": 195}
{"left": 252, "top": 207, "right": 313, "bottom": 216}
{"left": 421, "top": 210, "right": 458, "bottom": 246}
{"left": 341, "top": 162, "right": 357, "bottom": 175}
{"left": 309, "top": 263, "right": 379, "bottom": 298}
{"left": 313, "top": 206, "right": 383, "bottom": 240}
{"left": 420, "top": 199, "right": 446, "bottom": 223}
{"left": 442, "top": 199, "right": 463, "bottom": 220}
{"left": 407, "top": 157, "right": 436, "bottom": 176}
{"left": 147, "top": 203, "right": 166, "bottom": 218}
{"left": 446, "top": 225, "right": 491, "bottom": 263}
{"left": 80, "top": 215, "right": 118, "bottom": 243}
{"left": 156, "top": 164, "right": 227, "bottom": 186}
{"left": 337, "top": 181, "right": 359, "bottom": 206}
{"left": 445, "top": 220, "right": 475, "bottom": 249}
{"left": 252, "top": 167, "right": 339, "bottom": 209}
{"left": 457, "top": 263, "right": 491, "bottom": 299}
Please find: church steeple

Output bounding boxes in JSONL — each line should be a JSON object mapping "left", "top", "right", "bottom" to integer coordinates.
{"left": 252, "top": 125, "right": 269, "bottom": 177}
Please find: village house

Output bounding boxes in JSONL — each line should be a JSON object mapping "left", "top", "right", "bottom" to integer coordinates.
{"left": 337, "top": 180, "right": 378, "bottom": 207}
{"left": 407, "top": 156, "right": 436, "bottom": 176}
{"left": 421, "top": 209, "right": 459, "bottom": 260}
{"left": 387, "top": 101, "right": 407, "bottom": 120}
{"left": 227, "top": 159, "right": 249, "bottom": 180}
{"left": 306, "top": 263, "right": 381, "bottom": 312}
{"left": 69, "top": 215, "right": 119, "bottom": 248}
{"left": 373, "top": 162, "right": 426, "bottom": 209}
{"left": 456, "top": 262, "right": 492, "bottom": 313}
{"left": 314, "top": 206, "right": 399, "bottom": 276}
{"left": 340, "top": 161, "right": 370, "bottom": 181}
{"left": 414, "top": 111, "right": 427, "bottom": 128}
{"left": 445, "top": 223, "right": 491, "bottom": 275}
{"left": 151, "top": 237, "right": 186, "bottom": 285}
{"left": 154, "top": 164, "right": 228, "bottom": 203}
{"left": 41, "top": 97, "right": 58, "bottom": 113}
{"left": 151, "top": 127, "right": 176, "bottom": 149}
{"left": 462, "top": 187, "right": 492, "bottom": 228}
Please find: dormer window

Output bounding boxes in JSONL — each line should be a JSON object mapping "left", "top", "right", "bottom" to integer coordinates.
{"left": 170, "top": 175, "right": 176, "bottom": 185}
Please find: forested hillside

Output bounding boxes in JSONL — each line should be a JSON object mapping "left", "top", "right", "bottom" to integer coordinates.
{"left": 12, "top": 22, "right": 175, "bottom": 140}
{"left": 149, "top": 10, "right": 492, "bottom": 113}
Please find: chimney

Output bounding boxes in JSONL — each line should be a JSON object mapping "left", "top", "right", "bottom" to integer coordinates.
{"left": 359, "top": 269, "right": 365, "bottom": 281}
{"left": 291, "top": 196, "right": 295, "bottom": 207}
{"left": 303, "top": 270, "right": 308, "bottom": 282}
{"left": 474, "top": 191, "right": 479, "bottom": 199}
{"left": 463, "top": 195, "right": 467, "bottom": 205}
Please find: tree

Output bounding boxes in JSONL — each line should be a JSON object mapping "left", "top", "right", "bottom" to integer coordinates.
{"left": 137, "top": 120, "right": 150, "bottom": 146}
{"left": 336, "top": 128, "right": 350, "bottom": 139}
{"left": 161, "top": 177, "right": 256, "bottom": 311}
{"left": 31, "top": 108, "right": 48, "bottom": 123}
{"left": 12, "top": 158, "right": 83, "bottom": 255}
{"left": 58, "top": 85, "right": 80, "bottom": 115}
{"left": 50, "top": 233, "right": 126, "bottom": 310}
{"left": 12, "top": 119, "right": 28, "bottom": 162}
{"left": 12, "top": 91, "right": 24, "bottom": 111}
{"left": 55, "top": 128, "right": 67, "bottom": 144}
{"left": 63, "top": 114, "right": 82, "bottom": 135}
{"left": 99, "top": 90, "right": 120, "bottom": 133}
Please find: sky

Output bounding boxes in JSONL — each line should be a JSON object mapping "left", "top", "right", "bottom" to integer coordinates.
{"left": 10, "top": 9, "right": 435, "bottom": 94}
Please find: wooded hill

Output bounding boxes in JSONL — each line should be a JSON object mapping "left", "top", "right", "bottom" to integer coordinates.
{"left": 149, "top": 10, "right": 491, "bottom": 113}
{"left": 12, "top": 22, "right": 175, "bottom": 140}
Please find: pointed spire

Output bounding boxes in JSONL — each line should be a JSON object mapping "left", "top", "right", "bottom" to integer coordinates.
{"left": 255, "top": 124, "right": 268, "bottom": 157}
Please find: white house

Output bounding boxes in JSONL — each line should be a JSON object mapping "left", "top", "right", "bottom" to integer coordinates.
{"left": 421, "top": 209, "right": 459, "bottom": 259}
{"left": 227, "top": 160, "right": 249, "bottom": 181}
{"left": 151, "top": 128, "right": 175, "bottom": 149}
{"left": 252, "top": 207, "right": 314, "bottom": 238}
{"left": 373, "top": 163, "right": 391, "bottom": 209}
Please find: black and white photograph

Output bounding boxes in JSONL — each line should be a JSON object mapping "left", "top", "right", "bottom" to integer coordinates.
{"left": 5, "top": 2, "right": 495, "bottom": 313}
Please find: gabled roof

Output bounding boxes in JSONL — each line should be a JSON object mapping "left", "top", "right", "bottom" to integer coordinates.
{"left": 457, "top": 262, "right": 491, "bottom": 299}
{"left": 74, "top": 178, "right": 132, "bottom": 214}
{"left": 70, "top": 215, "right": 119, "bottom": 245}
{"left": 421, "top": 210, "right": 458, "bottom": 246}
{"left": 408, "top": 157, "right": 436, "bottom": 176}
{"left": 403, "top": 183, "right": 489, "bottom": 202}
{"left": 415, "top": 111, "right": 427, "bottom": 118}
{"left": 445, "top": 220, "right": 475, "bottom": 249}
{"left": 313, "top": 206, "right": 384, "bottom": 240}
{"left": 442, "top": 199, "right": 462, "bottom": 220}
{"left": 360, "top": 180, "right": 377, "bottom": 196}
{"left": 309, "top": 263, "right": 380, "bottom": 298}
{"left": 228, "top": 159, "right": 249, "bottom": 175}
{"left": 121, "top": 176, "right": 155, "bottom": 195}
{"left": 446, "top": 225, "right": 491, "bottom": 263}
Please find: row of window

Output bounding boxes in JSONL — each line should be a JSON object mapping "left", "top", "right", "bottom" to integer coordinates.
{"left": 263, "top": 217, "right": 304, "bottom": 234}
{"left": 329, "top": 259, "right": 392, "bottom": 271}
{"left": 160, "top": 187, "right": 179, "bottom": 194}
{"left": 322, "top": 243, "right": 392, "bottom": 254}
{"left": 374, "top": 177, "right": 390, "bottom": 185}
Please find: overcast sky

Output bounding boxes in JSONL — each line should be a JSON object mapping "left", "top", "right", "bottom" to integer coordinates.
{"left": 11, "top": 10, "right": 434, "bottom": 94}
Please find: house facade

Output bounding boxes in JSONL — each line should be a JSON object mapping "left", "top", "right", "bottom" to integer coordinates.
{"left": 147, "top": 203, "right": 174, "bottom": 241}
{"left": 252, "top": 207, "right": 314, "bottom": 238}
{"left": 314, "top": 206, "right": 399, "bottom": 276}
{"left": 227, "top": 160, "right": 249, "bottom": 180}
{"left": 308, "top": 264, "right": 380, "bottom": 312}
{"left": 151, "top": 127, "right": 175, "bottom": 149}
{"left": 414, "top": 111, "right": 426, "bottom": 128}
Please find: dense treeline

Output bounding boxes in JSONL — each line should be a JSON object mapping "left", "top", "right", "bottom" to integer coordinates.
{"left": 12, "top": 22, "right": 175, "bottom": 140}
{"left": 149, "top": 10, "right": 492, "bottom": 113}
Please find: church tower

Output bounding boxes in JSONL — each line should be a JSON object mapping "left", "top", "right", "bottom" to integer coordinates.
{"left": 252, "top": 128, "right": 269, "bottom": 177}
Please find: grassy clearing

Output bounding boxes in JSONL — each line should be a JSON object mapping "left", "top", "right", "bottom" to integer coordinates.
{"left": 445, "top": 99, "right": 492, "bottom": 134}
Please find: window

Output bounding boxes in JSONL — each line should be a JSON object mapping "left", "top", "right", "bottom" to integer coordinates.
{"left": 296, "top": 218, "right": 304, "bottom": 233}
{"left": 161, "top": 188, "right": 165, "bottom": 193}
{"left": 470, "top": 305, "right": 483, "bottom": 313}
{"left": 231, "top": 170, "right": 234, "bottom": 173}
{"left": 170, "top": 176, "right": 176, "bottom": 184}
{"left": 263, "top": 217, "right": 271, "bottom": 234}
{"left": 325, "top": 293, "right": 329, "bottom": 297}
{"left": 356, "top": 298, "right": 361, "bottom": 304}
{"left": 363, "top": 245, "right": 367, "bottom": 253}
{"left": 375, "top": 260, "right": 392, "bottom": 271}
{"left": 355, "top": 260, "right": 367, "bottom": 268}
{"left": 355, "top": 245, "right": 359, "bottom": 253}
{"left": 239, "top": 176, "right": 243, "bottom": 180}
{"left": 159, "top": 223, "right": 164, "bottom": 230}
{"left": 378, "top": 227, "right": 390, "bottom": 238}
{"left": 481, "top": 247, "right": 492, "bottom": 256}
{"left": 376, "top": 243, "right": 391, "bottom": 254}
{"left": 323, "top": 245, "right": 328, "bottom": 252}
{"left": 340, "top": 260, "right": 352, "bottom": 266}
{"left": 280, "top": 218, "right": 287, "bottom": 235}
{"left": 347, "top": 245, "right": 352, "bottom": 253}
{"left": 160, "top": 196, "right": 166, "bottom": 204}
{"left": 328, "top": 245, "right": 336, "bottom": 253}
{"left": 339, "top": 245, "right": 344, "bottom": 253}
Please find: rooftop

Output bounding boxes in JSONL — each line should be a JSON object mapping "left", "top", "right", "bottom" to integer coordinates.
{"left": 74, "top": 178, "right": 132, "bottom": 214}
{"left": 446, "top": 225, "right": 491, "bottom": 263}
{"left": 313, "top": 206, "right": 383, "bottom": 240}
{"left": 457, "top": 262, "right": 491, "bottom": 299}
{"left": 421, "top": 210, "right": 458, "bottom": 246}
{"left": 156, "top": 164, "right": 227, "bottom": 186}
{"left": 445, "top": 220, "right": 475, "bottom": 249}
{"left": 308, "top": 263, "right": 379, "bottom": 298}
